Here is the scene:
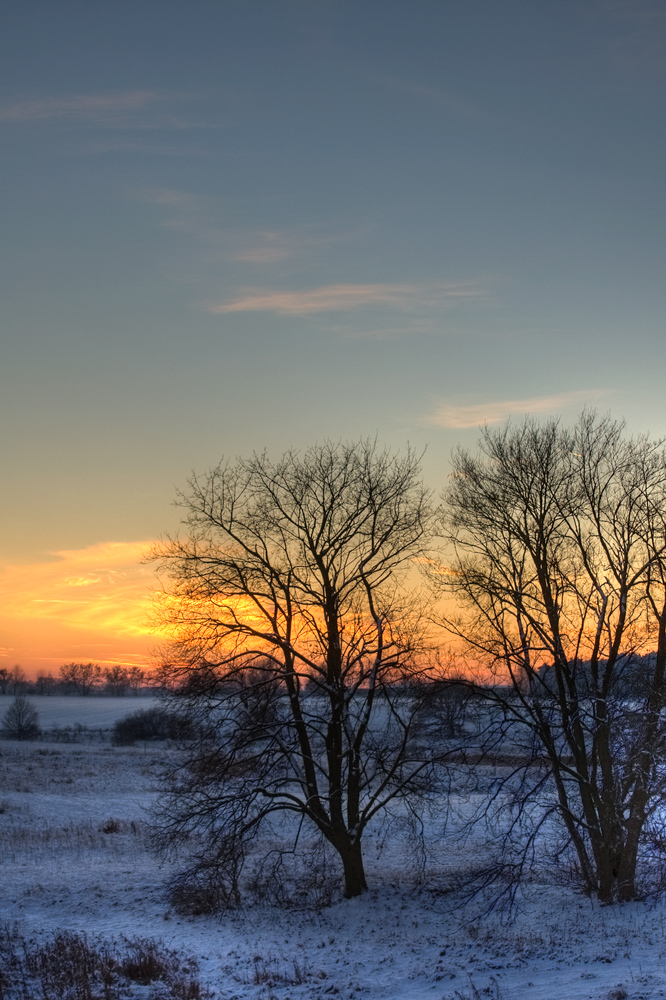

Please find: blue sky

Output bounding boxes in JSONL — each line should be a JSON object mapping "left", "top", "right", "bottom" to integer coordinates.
{"left": 1, "top": 1, "right": 666, "bottom": 667}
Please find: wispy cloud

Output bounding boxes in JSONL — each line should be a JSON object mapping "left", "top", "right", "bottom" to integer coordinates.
{"left": 424, "top": 390, "right": 606, "bottom": 429}
{"left": 147, "top": 188, "right": 365, "bottom": 264}
{"left": 0, "top": 91, "right": 218, "bottom": 134}
{"left": 0, "top": 91, "right": 157, "bottom": 123}
{"left": 0, "top": 541, "right": 159, "bottom": 638}
{"left": 210, "top": 281, "right": 486, "bottom": 316}
{"left": 148, "top": 188, "right": 249, "bottom": 256}
{"left": 233, "top": 230, "right": 344, "bottom": 264}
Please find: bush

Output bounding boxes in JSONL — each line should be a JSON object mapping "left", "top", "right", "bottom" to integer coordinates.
{"left": 112, "top": 707, "right": 194, "bottom": 746}
{"left": 0, "top": 926, "right": 209, "bottom": 1000}
{"left": 1, "top": 696, "right": 41, "bottom": 740}
{"left": 168, "top": 871, "right": 227, "bottom": 916}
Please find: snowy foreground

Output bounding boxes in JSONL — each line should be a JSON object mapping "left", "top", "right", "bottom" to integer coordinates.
{"left": 2, "top": 738, "right": 666, "bottom": 1000}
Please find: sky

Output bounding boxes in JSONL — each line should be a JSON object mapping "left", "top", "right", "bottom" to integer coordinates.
{"left": 1, "top": 0, "right": 665, "bottom": 675}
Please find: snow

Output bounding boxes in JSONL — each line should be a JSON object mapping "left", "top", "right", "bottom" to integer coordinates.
{"left": 2, "top": 735, "right": 666, "bottom": 999}
{"left": 0, "top": 694, "right": 161, "bottom": 729}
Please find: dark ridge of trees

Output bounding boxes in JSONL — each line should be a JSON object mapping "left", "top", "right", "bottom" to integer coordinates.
{"left": 4, "top": 665, "right": 152, "bottom": 696}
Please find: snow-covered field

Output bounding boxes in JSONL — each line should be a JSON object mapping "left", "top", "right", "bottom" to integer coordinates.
{"left": 0, "top": 694, "right": 161, "bottom": 730}
{"left": 2, "top": 737, "right": 666, "bottom": 999}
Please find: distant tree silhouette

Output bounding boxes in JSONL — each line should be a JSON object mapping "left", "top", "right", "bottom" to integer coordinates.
{"left": 59, "top": 662, "right": 101, "bottom": 695}
{"left": 34, "top": 673, "right": 57, "bottom": 695}
{"left": 127, "top": 666, "right": 145, "bottom": 694}
{"left": 104, "top": 665, "right": 129, "bottom": 696}
{"left": 1, "top": 695, "right": 41, "bottom": 740}
{"left": 8, "top": 664, "right": 25, "bottom": 694}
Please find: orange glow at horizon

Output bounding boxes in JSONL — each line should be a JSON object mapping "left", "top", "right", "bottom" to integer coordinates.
{"left": 0, "top": 540, "right": 329, "bottom": 678}
{"left": 0, "top": 540, "right": 465, "bottom": 681}
{"left": 0, "top": 541, "right": 168, "bottom": 677}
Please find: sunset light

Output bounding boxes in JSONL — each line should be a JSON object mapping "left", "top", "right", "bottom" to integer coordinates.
{"left": 0, "top": 541, "right": 164, "bottom": 675}
{"left": 3, "top": 3, "right": 666, "bottom": 990}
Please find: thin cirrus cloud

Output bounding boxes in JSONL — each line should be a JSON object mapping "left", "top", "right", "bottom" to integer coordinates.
{"left": 148, "top": 188, "right": 368, "bottom": 263}
{"left": 150, "top": 189, "right": 297, "bottom": 257}
{"left": 425, "top": 390, "right": 606, "bottom": 429}
{"left": 233, "top": 230, "right": 351, "bottom": 264}
{"left": 0, "top": 91, "right": 214, "bottom": 132}
{"left": 209, "top": 281, "right": 486, "bottom": 316}
{"left": 0, "top": 540, "right": 169, "bottom": 673}
{"left": 0, "top": 91, "right": 158, "bottom": 122}
{"left": 0, "top": 541, "right": 160, "bottom": 638}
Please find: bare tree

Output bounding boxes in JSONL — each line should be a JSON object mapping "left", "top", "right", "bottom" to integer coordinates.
{"left": 439, "top": 413, "right": 666, "bottom": 902}
{"left": 34, "top": 673, "right": 57, "bottom": 696}
{"left": 127, "top": 666, "right": 145, "bottom": 694}
{"left": 412, "top": 654, "right": 475, "bottom": 740}
{"left": 104, "top": 665, "right": 129, "bottom": 696}
{"left": 59, "top": 662, "right": 101, "bottom": 695}
{"left": 151, "top": 440, "right": 436, "bottom": 900}
{"left": 8, "top": 664, "right": 25, "bottom": 694}
{"left": 1, "top": 695, "right": 41, "bottom": 740}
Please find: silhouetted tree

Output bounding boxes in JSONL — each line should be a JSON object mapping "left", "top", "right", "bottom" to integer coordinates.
{"left": 104, "top": 665, "right": 129, "bottom": 696}
{"left": 8, "top": 665, "right": 25, "bottom": 694}
{"left": 1, "top": 695, "right": 41, "bottom": 740}
{"left": 127, "top": 666, "right": 145, "bottom": 694}
{"left": 152, "top": 440, "right": 436, "bottom": 900}
{"left": 34, "top": 673, "right": 57, "bottom": 695}
{"left": 59, "top": 662, "right": 101, "bottom": 695}
{"left": 440, "top": 413, "right": 666, "bottom": 902}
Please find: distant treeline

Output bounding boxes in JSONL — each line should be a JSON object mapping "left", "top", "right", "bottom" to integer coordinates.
{"left": 2, "top": 653, "right": 660, "bottom": 699}
{"left": 0, "top": 662, "right": 162, "bottom": 697}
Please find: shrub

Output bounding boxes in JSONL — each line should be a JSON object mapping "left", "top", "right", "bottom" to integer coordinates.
{"left": 1, "top": 696, "right": 41, "bottom": 740}
{"left": 112, "top": 707, "right": 194, "bottom": 746}
{"left": 23, "top": 931, "right": 103, "bottom": 1000}
{"left": 0, "top": 926, "right": 209, "bottom": 1000}
{"left": 168, "top": 872, "right": 226, "bottom": 916}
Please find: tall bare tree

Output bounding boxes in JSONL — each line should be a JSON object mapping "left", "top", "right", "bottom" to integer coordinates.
{"left": 151, "top": 440, "right": 435, "bottom": 901}
{"left": 440, "top": 413, "right": 666, "bottom": 902}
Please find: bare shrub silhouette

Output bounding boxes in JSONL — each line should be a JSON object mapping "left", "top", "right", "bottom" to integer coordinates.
{"left": 1, "top": 696, "right": 40, "bottom": 741}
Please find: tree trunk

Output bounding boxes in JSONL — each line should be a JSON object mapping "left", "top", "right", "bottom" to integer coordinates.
{"left": 339, "top": 840, "right": 368, "bottom": 898}
{"left": 593, "top": 830, "right": 640, "bottom": 903}
{"left": 616, "top": 825, "right": 642, "bottom": 902}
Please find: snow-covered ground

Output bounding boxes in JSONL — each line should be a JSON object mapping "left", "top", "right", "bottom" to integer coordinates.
{"left": 2, "top": 738, "right": 666, "bottom": 999}
{"left": 0, "top": 694, "right": 161, "bottom": 729}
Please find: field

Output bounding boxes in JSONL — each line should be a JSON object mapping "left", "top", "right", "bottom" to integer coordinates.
{"left": 2, "top": 704, "right": 666, "bottom": 999}
{"left": 0, "top": 694, "right": 161, "bottom": 730}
